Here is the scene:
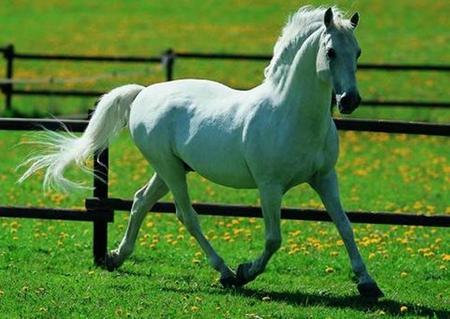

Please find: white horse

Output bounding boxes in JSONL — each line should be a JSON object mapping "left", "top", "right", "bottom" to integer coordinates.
{"left": 19, "top": 6, "right": 383, "bottom": 298}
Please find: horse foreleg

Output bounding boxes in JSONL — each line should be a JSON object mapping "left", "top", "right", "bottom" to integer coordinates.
{"left": 310, "top": 170, "right": 384, "bottom": 298}
{"left": 105, "top": 173, "right": 169, "bottom": 271}
{"left": 235, "top": 185, "right": 283, "bottom": 286}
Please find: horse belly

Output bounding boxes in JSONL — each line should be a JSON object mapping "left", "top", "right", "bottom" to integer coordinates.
{"left": 179, "top": 136, "right": 257, "bottom": 189}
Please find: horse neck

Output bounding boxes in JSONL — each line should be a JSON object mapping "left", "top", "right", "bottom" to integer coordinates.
{"left": 270, "top": 29, "right": 333, "bottom": 138}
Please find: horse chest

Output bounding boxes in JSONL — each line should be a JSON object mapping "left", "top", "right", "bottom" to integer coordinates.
{"left": 277, "top": 147, "right": 328, "bottom": 187}
{"left": 246, "top": 129, "right": 338, "bottom": 190}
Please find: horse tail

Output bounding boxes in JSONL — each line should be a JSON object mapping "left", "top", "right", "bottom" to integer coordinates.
{"left": 18, "top": 84, "right": 145, "bottom": 192}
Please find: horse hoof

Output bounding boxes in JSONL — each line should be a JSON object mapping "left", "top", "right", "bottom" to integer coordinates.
{"left": 235, "top": 262, "right": 255, "bottom": 286}
{"left": 220, "top": 275, "right": 236, "bottom": 288}
{"left": 104, "top": 252, "right": 118, "bottom": 272}
{"left": 357, "top": 282, "right": 384, "bottom": 299}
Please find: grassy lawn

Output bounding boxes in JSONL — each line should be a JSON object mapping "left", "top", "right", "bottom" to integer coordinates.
{"left": 0, "top": 1, "right": 449, "bottom": 318}
{"left": 1, "top": 129, "right": 449, "bottom": 317}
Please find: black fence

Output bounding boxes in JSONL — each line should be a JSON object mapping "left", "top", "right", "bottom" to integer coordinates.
{"left": 1, "top": 116, "right": 449, "bottom": 264}
{"left": 0, "top": 44, "right": 449, "bottom": 265}
{"left": 1, "top": 44, "right": 450, "bottom": 112}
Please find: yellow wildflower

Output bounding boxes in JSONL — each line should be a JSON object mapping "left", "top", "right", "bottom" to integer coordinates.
{"left": 325, "top": 266, "right": 334, "bottom": 273}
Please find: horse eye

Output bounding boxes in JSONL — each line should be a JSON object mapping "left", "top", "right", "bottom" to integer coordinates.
{"left": 326, "top": 48, "right": 336, "bottom": 59}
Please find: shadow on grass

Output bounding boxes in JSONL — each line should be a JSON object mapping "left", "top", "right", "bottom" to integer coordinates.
{"left": 158, "top": 279, "right": 448, "bottom": 318}
{"left": 104, "top": 264, "right": 448, "bottom": 317}
{"left": 231, "top": 287, "right": 449, "bottom": 318}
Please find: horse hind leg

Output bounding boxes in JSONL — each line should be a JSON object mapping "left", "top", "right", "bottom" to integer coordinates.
{"left": 160, "top": 162, "right": 236, "bottom": 285}
{"left": 105, "top": 173, "right": 169, "bottom": 271}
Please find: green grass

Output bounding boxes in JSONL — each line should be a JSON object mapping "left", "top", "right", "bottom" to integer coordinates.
{"left": 1, "top": 130, "right": 449, "bottom": 317}
{"left": 0, "top": 1, "right": 450, "bottom": 318}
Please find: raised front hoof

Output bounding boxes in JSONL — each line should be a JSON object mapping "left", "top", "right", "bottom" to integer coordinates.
{"left": 357, "top": 282, "right": 384, "bottom": 299}
{"left": 235, "top": 262, "right": 257, "bottom": 287}
{"left": 104, "top": 252, "right": 119, "bottom": 272}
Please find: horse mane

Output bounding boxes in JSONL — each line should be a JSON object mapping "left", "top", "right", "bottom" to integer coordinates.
{"left": 264, "top": 6, "right": 351, "bottom": 82}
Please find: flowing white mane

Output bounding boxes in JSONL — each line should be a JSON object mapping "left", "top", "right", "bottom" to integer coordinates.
{"left": 264, "top": 6, "right": 351, "bottom": 81}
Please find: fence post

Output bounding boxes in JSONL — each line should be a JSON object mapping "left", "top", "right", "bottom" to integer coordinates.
{"left": 92, "top": 147, "right": 111, "bottom": 265}
{"left": 162, "top": 49, "right": 175, "bottom": 81}
{"left": 87, "top": 108, "right": 112, "bottom": 265}
{"left": 2, "top": 44, "right": 14, "bottom": 111}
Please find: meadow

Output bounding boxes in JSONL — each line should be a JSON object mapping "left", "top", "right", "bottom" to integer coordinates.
{"left": 0, "top": 1, "right": 449, "bottom": 318}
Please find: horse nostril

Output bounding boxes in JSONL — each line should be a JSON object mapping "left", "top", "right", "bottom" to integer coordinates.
{"left": 340, "top": 93, "right": 352, "bottom": 108}
{"left": 340, "top": 93, "right": 349, "bottom": 105}
{"left": 337, "top": 91, "right": 360, "bottom": 114}
{"left": 341, "top": 91, "right": 361, "bottom": 108}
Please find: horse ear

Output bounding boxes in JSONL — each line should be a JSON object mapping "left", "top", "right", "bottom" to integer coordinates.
{"left": 324, "top": 7, "right": 333, "bottom": 29}
{"left": 350, "top": 12, "right": 360, "bottom": 29}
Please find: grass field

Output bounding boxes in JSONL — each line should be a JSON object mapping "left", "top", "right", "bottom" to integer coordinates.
{"left": 0, "top": 1, "right": 449, "bottom": 318}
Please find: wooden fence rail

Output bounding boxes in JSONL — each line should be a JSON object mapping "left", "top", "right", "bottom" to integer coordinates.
{"left": 86, "top": 198, "right": 450, "bottom": 228}
{"left": 2, "top": 44, "right": 450, "bottom": 111}
{"left": 0, "top": 116, "right": 449, "bottom": 263}
{"left": 1, "top": 117, "right": 448, "bottom": 136}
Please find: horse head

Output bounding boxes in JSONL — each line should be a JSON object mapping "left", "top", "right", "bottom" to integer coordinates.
{"left": 316, "top": 8, "right": 361, "bottom": 114}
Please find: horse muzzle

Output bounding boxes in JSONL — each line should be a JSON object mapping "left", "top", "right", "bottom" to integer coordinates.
{"left": 336, "top": 91, "right": 361, "bottom": 114}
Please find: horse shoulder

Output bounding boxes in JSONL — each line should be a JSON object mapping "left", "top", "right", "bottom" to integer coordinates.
{"left": 316, "top": 121, "right": 339, "bottom": 176}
